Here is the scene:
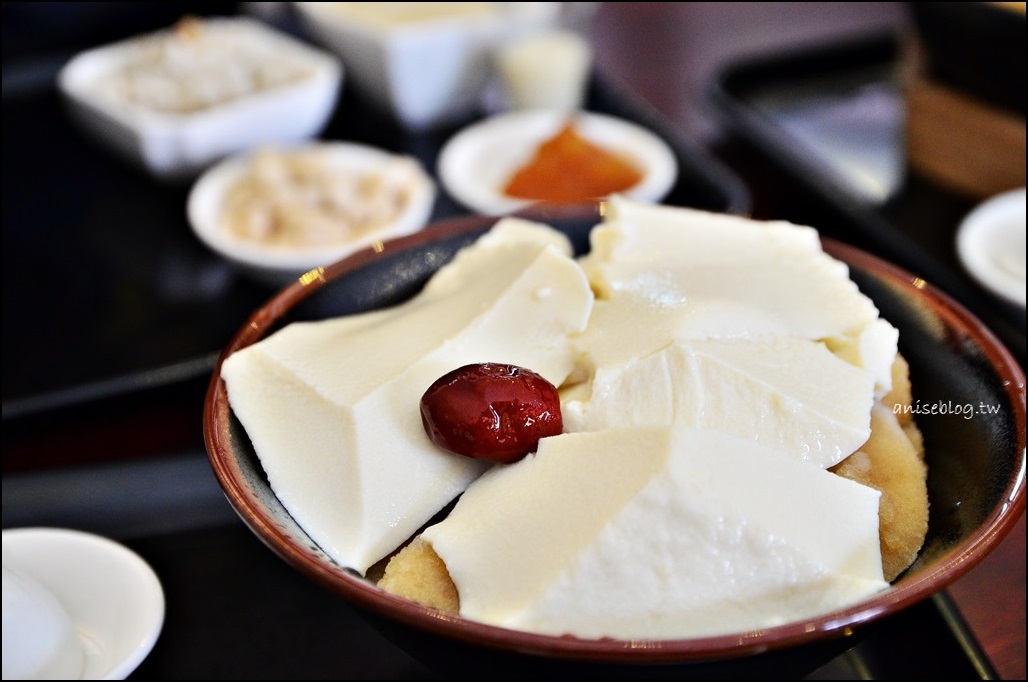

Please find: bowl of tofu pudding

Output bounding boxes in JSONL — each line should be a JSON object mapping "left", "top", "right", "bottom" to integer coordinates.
{"left": 204, "top": 198, "right": 1026, "bottom": 678}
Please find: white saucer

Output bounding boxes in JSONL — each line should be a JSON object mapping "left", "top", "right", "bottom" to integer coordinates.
{"left": 2, "top": 528, "right": 164, "bottom": 680}
{"left": 437, "top": 109, "right": 678, "bottom": 215}
{"left": 187, "top": 141, "right": 437, "bottom": 287}
{"left": 955, "top": 187, "right": 1027, "bottom": 309}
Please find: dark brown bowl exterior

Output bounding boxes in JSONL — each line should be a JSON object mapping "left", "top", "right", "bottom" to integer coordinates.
{"left": 204, "top": 203, "right": 1026, "bottom": 675}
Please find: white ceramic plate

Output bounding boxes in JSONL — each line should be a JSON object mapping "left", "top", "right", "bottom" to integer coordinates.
{"left": 955, "top": 187, "right": 1026, "bottom": 309}
{"left": 187, "top": 141, "right": 436, "bottom": 287}
{"left": 437, "top": 109, "right": 678, "bottom": 215}
{"left": 1, "top": 528, "right": 164, "bottom": 680}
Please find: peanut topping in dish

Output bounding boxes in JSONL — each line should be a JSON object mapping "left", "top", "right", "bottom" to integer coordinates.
{"left": 96, "top": 16, "right": 313, "bottom": 114}
{"left": 220, "top": 147, "right": 425, "bottom": 249}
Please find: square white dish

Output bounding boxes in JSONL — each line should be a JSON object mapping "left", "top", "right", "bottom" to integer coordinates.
{"left": 293, "top": 2, "right": 560, "bottom": 131}
{"left": 57, "top": 16, "right": 343, "bottom": 182}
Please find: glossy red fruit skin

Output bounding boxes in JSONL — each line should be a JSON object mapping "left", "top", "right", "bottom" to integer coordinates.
{"left": 420, "top": 363, "right": 563, "bottom": 463}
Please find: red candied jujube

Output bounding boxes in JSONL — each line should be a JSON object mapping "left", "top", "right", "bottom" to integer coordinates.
{"left": 420, "top": 363, "right": 563, "bottom": 463}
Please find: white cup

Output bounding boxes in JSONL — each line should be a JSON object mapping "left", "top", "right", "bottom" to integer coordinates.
{"left": 494, "top": 29, "right": 592, "bottom": 112}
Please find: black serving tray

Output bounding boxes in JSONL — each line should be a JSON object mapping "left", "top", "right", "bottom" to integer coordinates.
{"left": 1, "top": 450, "right": 998, "bottom": 679}
{"left": 708, "top": 31, "right": 1026, "bottom": 369}
{"left": 1, "top": 10, "right": 748, "bottom": 418}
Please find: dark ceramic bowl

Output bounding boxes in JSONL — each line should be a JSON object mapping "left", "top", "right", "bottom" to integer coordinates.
{"left": 204, "top": 203, "right": 1026, "bottom": 678}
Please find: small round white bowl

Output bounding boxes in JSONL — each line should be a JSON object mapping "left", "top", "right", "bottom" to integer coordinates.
{"left": 187, "top": 141, "right": 437, "bottom": 287}
{"left": 437, "top": 109, "right": 678, "bottom": 215}
{"left": 1, "top": 527, "right": 165, "bottom": 680}
{"left": 956, "top": 186, "right": 1026, "bottom": 309}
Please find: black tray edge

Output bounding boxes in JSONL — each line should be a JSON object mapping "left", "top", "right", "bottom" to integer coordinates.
{"left": 1, "top": 353, "right": 218, "bottom": 422}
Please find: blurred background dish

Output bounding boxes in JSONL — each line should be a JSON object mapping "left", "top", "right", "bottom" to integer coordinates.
{"left": 1, "top": 527, "right": 165, "bottom": 680}
{"left": 3, "top": 563, "right": 84, "bottom": 680}
{"left": 293, "top": 2, "right": 561, "bottom": 131}
{"left": 187, "top": 141, "right": 436, "bottom": 286}
{"left": 956, "top": 186, "right": 1027, "bottom": 309}
{"left": 437, "top": 110, "right": 678, "bottom": 215}
{"left": 58, "top": 15, "right": 343, "bottom": 182}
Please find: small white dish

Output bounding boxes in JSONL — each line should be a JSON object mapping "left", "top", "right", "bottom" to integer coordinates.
{"left": 187, "top": 141, "right": 436, "bottom": 287}
{"left": 956, "top": 186, "right": 1026, "bottom": 309}
{"left": 1, "top": 528, "right": 164, "bottom": 680}
{"left": 437, "top": 109, "right": 678, "bottom": 215}
{"left": 57, "top": 16, "right": 343, "bottom": 182}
